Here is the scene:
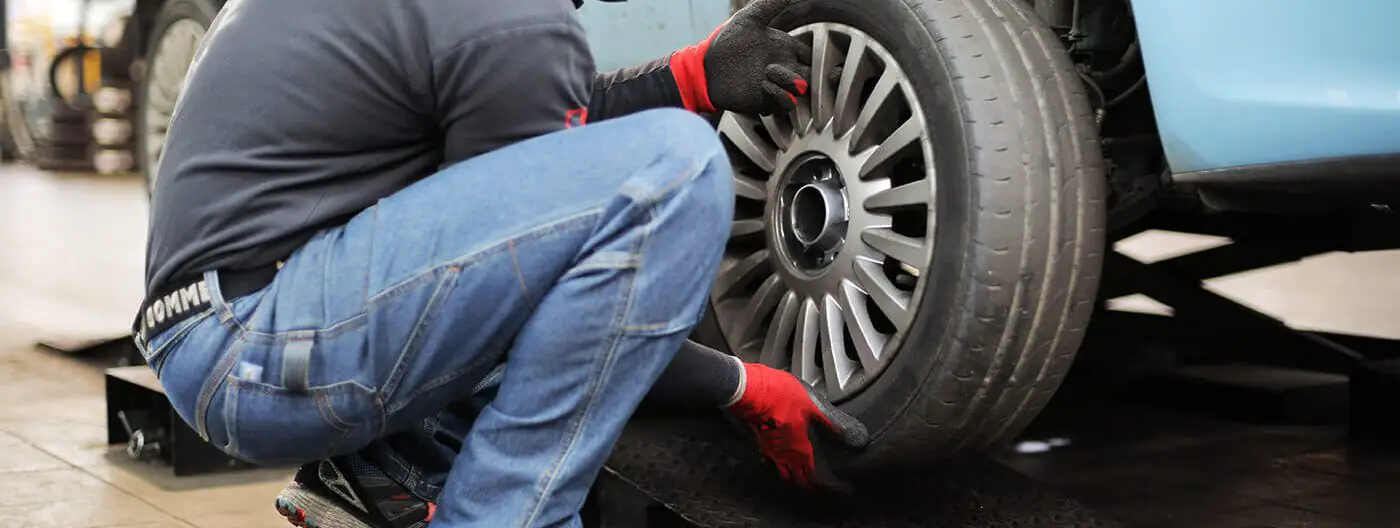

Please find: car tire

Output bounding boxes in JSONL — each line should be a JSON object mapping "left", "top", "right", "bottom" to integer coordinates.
{"left": 702, "top": 0, "right": 1106, "bottom": 472}
{"left": 137, "top": 0, "right": 219, "bottom": 196}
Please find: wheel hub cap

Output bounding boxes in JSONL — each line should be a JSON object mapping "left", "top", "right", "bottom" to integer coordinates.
{"left": 782, "top": 155, "right": 848, "bottom": 269}
{"left": 711, "top": 22, "right": 937, "bottom": 402}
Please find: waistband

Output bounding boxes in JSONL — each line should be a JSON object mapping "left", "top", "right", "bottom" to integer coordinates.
{"left": 133, "top": 265, "right": 280, "bottom": 346}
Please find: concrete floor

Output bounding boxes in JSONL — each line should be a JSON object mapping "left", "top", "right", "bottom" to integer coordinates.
{"left": 1, "top": 164, "right": 1398, "bottom": 526}
{"left": 0, "top": 167, "right": 307, "bottom": 527}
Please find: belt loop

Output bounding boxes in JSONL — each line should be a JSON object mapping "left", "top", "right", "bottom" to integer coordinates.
{"left": 281, "top": 338, "right": 313, "bottom": 393}
{"left": 202, "top": 270, "right": 230, "bottom": 316}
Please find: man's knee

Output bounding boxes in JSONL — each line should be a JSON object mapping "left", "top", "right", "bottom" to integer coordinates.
{"left": 622, "top": 108, "right": 727, "bottom": 170}
{"left": 615, "top": 108, "right": 733, "bottom": 227}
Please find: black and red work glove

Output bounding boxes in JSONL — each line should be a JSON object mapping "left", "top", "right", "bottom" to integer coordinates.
{"left": 725, "top": 363, "right": 870, "bottom": 490}
{"left": 670, "top": 0, "right": 814, "bottom": 116}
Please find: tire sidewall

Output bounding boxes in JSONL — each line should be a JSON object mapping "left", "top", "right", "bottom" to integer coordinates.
{"left": 137, "top": 0, "right": 218, "bottom": 197}
{"left": 769, "top": 0, "right": 978, "bottom": 444}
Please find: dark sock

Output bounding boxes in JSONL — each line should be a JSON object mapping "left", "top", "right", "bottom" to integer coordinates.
{"left": 645, "top": 340, "right": 743, "bottom": 408}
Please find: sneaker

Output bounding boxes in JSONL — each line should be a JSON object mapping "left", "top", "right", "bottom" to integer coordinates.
{"left": 274, "top": 455, "right": 436, "bottom": 528}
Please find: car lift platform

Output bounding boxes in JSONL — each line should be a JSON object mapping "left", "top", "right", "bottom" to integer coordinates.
{"left": 587, "top": 411, "right": 1125, "bottom": 528}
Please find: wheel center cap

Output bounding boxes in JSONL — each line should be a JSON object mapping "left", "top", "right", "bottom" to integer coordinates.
{"left": 778, "top": 154, "right": 849, "bottom": 271}
{"left": 790, "top": 182, "right": 847, "bottom": 248}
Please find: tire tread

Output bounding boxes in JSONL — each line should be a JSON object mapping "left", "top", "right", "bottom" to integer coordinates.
{"left": 860, "top": 0, "right": 1105, "bottom": 466}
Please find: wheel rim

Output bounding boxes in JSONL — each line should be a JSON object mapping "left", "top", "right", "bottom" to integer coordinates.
{"left": 143, "top": 18, "right": 207, "bottom": 191}
{"left": 712, "top": 23, "right": 936, "bottom": 402}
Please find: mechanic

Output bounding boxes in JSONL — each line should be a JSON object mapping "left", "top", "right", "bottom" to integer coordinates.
{"left": 133, "top": 0, "right": 867, "bottom": 526}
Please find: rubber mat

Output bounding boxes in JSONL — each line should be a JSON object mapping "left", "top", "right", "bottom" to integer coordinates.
{"left": 604, "top": 412, "right": 1126, "bottom": 528}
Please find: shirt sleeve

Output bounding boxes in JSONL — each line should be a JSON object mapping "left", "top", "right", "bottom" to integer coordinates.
{"left": 432, "top": 8, "right": 594, "bottom": 164}
{"left": 588, "top": 56, "right": 688, "bottom": 122}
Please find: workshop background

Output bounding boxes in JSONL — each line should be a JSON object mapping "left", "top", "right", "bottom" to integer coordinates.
{"left": 3, "top": 0, "right": 1400, "bottom": 527}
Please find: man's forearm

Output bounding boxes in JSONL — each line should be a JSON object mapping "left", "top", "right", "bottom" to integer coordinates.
{"left": 588, "top": 55, "right": 698, "bottom": 121}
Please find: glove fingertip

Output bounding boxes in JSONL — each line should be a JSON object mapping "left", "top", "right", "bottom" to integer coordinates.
{"left": 803, "top": 386, "right": 871, "bottom": 447}
{"left": 829, "top": 66, "right": 845, "bottom": 85}
{"left": 761, "top": 80, "right": 797, "bottom": 113}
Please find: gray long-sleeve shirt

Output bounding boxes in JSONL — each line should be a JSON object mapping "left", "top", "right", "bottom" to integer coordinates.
{"left": 146, "top": 0, "right": 611, "bottom": 292}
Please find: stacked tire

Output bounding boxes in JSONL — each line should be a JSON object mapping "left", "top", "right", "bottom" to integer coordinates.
{"left": 91, "top": 35, "right": 140, "bottom": 175}
{"left": 31, "top": 87, "right": 96, "bottom": 172}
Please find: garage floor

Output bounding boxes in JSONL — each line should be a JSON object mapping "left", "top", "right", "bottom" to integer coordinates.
{"left": 2, "top": 165, "right": 1399, "bottom": 527}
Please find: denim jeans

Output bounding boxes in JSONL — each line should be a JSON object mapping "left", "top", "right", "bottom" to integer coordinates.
{"left": 140, "top": 108, "right": 733, "bottom": 528}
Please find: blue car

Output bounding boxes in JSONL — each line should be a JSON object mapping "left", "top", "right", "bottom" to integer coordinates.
{"left": 115, "top": 0, "right": 1398, "bottom": 473}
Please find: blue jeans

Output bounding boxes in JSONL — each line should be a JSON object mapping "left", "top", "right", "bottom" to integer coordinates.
{"left": 140, "top": 108, "right": 733, "bottom": 527}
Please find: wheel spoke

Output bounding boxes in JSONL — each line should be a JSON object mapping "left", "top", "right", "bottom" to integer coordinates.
{"left": 713, "top": 250, "right": 770, "bottom": 300}
{"left": 760, "top": 291, "right": 801, "bottom": 367}
{"left": 810, "top": 26, "right": 836, "bottom": 128}
{"left": 147, "top": 81, "right": 176, "bottom": 112}
{"left": 761, "top": 114, "right": 792, "bottom": 151}
{"left": 832, "top": 32, "right": 869, "bottom": 136}
{"left": 154, "top": 54, "right": 177, "bottom": 91}
{"left": 733, "top": 174, "right": 767, "bottom": 201}
{"left": 818, "top": 295, "right": 855, "bottom": 392}
{"left": 864, "top": 180, "right": 931, "bottom": 211}
{"left": 839, "top": 278, "right": 887, "bottom": 372}
{"left": 147, "top": 65, "right": 179, "bottom": 112}
{"left": 730, "top": 218, "right": 765, "bottom": 238}
{"left": 733, "top": 274, "right": 787, "bottom": 344}
{"left": 861, "top": 228, "right": 928, "bottom": 273}
{"left": 859, "top": 116, "right": 922, "bottom": 179}
{"left": 853, "top": 259, "right": 912, "bottom": 331}
{"left": 177, "top": 28, "right": 197, "bottom": 63}
{"left": 847, "top": 68, "right": 897, "bottom": 149}
{"left": 719, "top": 114, "right": 778, "bottom": 172}
{"left": 144, "top": 107, "right": 169, "bottom": 131}
{"left": 793, "top": 297, "right": 822, "bottom": 385}
{"left": 788, "top": 28, "right": 817, "bottom": 138}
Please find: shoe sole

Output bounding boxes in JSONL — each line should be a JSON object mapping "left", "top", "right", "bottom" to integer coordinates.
{"left": 275, "top": 485, "right": 376, "bottom": 528}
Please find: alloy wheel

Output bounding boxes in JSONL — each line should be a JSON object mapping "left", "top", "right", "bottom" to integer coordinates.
{"left": 712, "top": 23, "right": 936, "bottom": 402}
{"left": 143, "top": 18, "right": 207, "bottom": 191}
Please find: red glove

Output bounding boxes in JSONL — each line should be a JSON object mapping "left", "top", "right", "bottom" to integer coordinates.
{"left": 725, "top": 363, "right": 869, "bottom": 489}
{"left": 669, "top": 0, "right": 814, "bottom": 115}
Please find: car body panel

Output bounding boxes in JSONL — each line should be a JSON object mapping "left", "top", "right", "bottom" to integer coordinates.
{"left": 1132, "top": 0, "right": 1400, "bottom": 175}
